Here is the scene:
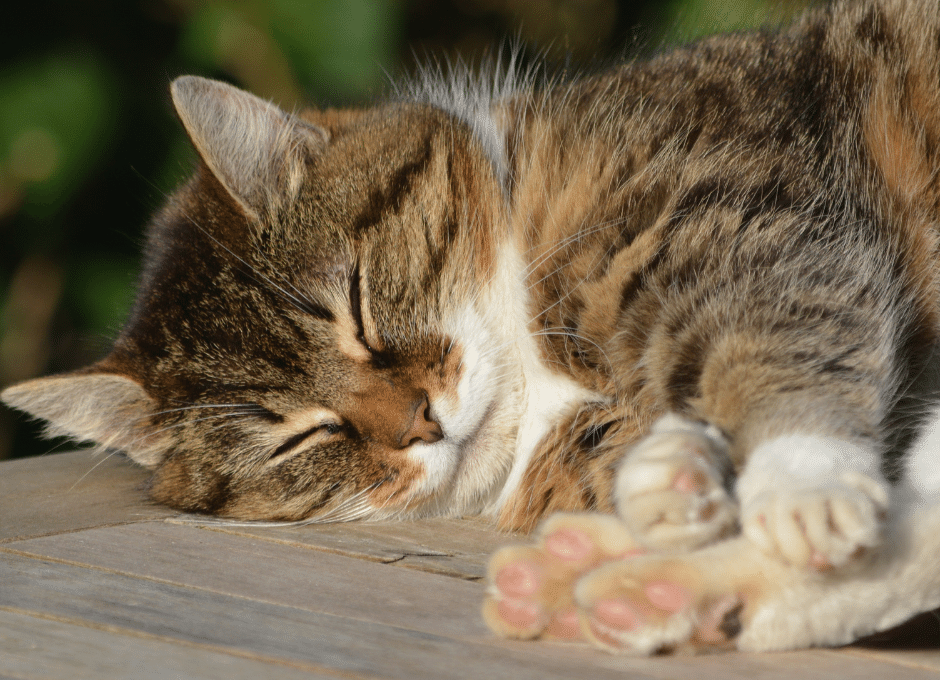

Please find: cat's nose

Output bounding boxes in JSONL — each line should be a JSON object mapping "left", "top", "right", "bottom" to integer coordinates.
{"left": 399, "top": 393, "right": 443, "bottom": 447}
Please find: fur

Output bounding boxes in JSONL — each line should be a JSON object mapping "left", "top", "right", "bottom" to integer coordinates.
{"left": 4, "top": 0, "right": 940, "bottom": 652}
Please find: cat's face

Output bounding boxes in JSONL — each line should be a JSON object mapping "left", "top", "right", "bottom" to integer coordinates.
{"left": 2, "top": 77, "right": 523, "bottom": 520}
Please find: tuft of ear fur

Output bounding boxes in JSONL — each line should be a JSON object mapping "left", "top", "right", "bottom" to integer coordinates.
{"left": 170, "top": 75, "right": 328, "bottom": 218}
{"left": 1, "top": 372, "right": 167, "bottom": 468}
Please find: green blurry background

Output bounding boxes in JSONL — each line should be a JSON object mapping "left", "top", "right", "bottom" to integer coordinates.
{"left": 0, "top": 0, "right": 812, "bottom": 460}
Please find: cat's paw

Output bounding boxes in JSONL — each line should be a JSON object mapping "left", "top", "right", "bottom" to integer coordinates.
{"left": 574, "top": 546, "right": 754, "bottom": 654}
{"left": 483, "top": 512, "right": 642, "bottom": 640}
{"left": 741, "top": 471, "right": 889, "bottom": 570}
{"left": 615, "top": 414, "right": 738, "bottom": 553}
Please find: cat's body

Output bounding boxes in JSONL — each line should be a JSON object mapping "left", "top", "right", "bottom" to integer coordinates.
{"left": 5, "top": 0, "right": 940, "bottom": 653}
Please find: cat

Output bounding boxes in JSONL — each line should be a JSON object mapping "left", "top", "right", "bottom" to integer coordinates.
{"left": 4, "top": 0, "right": 940, "bottom": 654}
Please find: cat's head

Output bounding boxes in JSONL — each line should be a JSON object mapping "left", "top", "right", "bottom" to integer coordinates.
{"left": 2, "top": 76, "right": 523, "bottom": 520}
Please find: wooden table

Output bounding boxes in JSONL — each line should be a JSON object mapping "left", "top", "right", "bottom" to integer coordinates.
{"left": 1, "top": 451, "right": 938, "bottom": 679}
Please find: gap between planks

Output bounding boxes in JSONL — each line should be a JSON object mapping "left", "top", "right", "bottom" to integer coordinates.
{"left": 4, "top": 523, "right": 939, "bottom": 680}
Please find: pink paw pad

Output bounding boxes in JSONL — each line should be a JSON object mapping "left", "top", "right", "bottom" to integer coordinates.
{"left": 495, "top": 561, "right": 542, "bottom": 597}
{"left": 644, "top": 581, "right": 690, "bottom": 613}
{"left": 592, "top": 598, "right": 642, "bottom": 631}
{"left": 673, "top": 468, "right": 707, "bottom": 494}
{"left": 544, "top": 528, "right": 594, "bottom": 563}
{"left": 496, "top": 598, "right": 543, "bottom": 630}
{"left": 810, "top": 550, "right": 832, "bottom": 571}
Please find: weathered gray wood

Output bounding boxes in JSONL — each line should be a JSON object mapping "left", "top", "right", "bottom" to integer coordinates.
{"left": 2, "top": 453, "right": 938, "bottom": 678}
{"left": 6, "top": 524, "right": 939, "bottom": 679}
{"left": 0, "top": 608, "right": 333, "bottom": 680}
{"left": 179, "top": 514, "right": 511, "bottom": 580}
{"left": 353, "top": 516, "right": 519, "bottom": 578}
{"left": 0, "top": 451, "right": 174, "bottom": 542}
{"left": 6, "top": 522, "right": 488, "bottom": 639}
{"left": 846, "top": 648, "right": 940, "bottom": 673}
{"left": 0, "top": 551, "right": 661, "bottom": 680}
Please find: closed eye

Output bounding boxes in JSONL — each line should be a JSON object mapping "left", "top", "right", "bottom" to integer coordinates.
{"left": 269, "top": 422, "right": 344, "bottom": 461}
{"left": 349, "top": 262, "right": 372, "bottom": 351}
{"left": 349, "top": 263, "right": 394, "bottom": 368}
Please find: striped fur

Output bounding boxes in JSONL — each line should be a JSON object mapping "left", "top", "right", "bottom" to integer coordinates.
{"left": 3, "top": 0, "right": 940, "bottom": 553}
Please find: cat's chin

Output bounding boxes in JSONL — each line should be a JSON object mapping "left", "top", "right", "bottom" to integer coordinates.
{"left": 402, "top": 391, "right": 515, "bottom": 517}
{"left": 401, "top": 309, "right": 522, "bottom": 515}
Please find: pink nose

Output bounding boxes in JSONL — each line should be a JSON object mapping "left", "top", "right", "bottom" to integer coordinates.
{"left": 399, "top": 393, "right": 443, "bottom": 447}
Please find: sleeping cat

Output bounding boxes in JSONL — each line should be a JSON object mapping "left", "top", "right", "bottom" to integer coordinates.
{"left": 4, "top": 0, "right": 940, "bottom": 654}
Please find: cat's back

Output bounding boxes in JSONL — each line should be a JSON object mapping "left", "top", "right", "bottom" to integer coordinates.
{"left": 514, "top": 0, "right": 940, "bottom": 397}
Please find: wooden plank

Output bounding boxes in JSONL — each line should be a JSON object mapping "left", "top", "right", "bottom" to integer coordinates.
{"left": 0, "top": 608, "right": 333, "bottom": 680}
{"left": 0, "top": 451, "right": 174, "bottom": 542}
{"left": 352, "top": 517, "right": 517, "bottom": 579}
{"left": 5, "top": 522, "right": 488, "bottom": 640}
{"left": 176, "top": 515, "right": 512, "bottom": 580}
{"left": 169, "top": 520, "right": 430, "bottom": 565}
{"left": 6, "top": 524, "right": 938, "bottom": 680}
{"left": 0, "top": 550, "right": 661, "bottom": 680}
{"left": 846, "top": 649, "right": 940, "bottom": 673}
{"left": 2, "top": 451, "right": 936, "bottom": 677}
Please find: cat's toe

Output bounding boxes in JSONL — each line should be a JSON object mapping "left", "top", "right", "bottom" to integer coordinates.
{"left": 616, "top": 415, "right": 738, "bottom": 553}
{"left": 484, "top": 546, "right": 552, "bottom": 639}
{"left": 742, "top": 472, "right": 888, "bottom": 570}
{"left": 575, "top": 554, "right": 745, "bottom": 654}
{"left": 483, "top": 512, "right": 641, "bottom": 640}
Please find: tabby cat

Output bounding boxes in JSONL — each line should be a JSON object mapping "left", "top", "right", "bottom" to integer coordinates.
{"left": 5, "top": 0, "right": 940, "bottom": 654}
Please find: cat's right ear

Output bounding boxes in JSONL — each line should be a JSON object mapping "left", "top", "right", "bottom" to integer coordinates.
{"left": 170, "top": 75, "right": 328, "bottom": 219}
{"left": 1, "top": 371, "right": 167, "bottom": 468}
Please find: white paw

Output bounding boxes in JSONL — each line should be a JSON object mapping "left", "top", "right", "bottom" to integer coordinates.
{"left": 615, "top": 414, "right": 738, "bottom": 553}
{"left": 742, "top": 471, "right": 889, "bottom": 570}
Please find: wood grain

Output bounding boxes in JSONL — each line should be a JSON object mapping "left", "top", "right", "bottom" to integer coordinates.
{"left": 0, "top": 551, "right": 659, "bottom": 680}
{"left": 0, "top": 451, "right": 174, "bottom": 542}
{"left": 6, "top": 522, "right": 488, "bottom": 639}
{"left": 5, "top": 523, "right": 939, "bottom": 679}
{"left": 174, "top": 515, "right": 513, "bottom": 580}
{"left": 1, "top": 452, "right": 938, "bottom": 678}
{"left": 0, "top": 609, "right": 334, "bottom": 680}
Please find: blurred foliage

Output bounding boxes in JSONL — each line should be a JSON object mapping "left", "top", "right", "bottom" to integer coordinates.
{"left": 0, "top": 0, "right": 811, "bottom": 460}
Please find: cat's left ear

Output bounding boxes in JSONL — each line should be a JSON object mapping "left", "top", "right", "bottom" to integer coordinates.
{"left": 1, "top": 368, "right": 168, "bottom": 468}
{"left": 170, "top": 75, "right": 328, "bottom": 219}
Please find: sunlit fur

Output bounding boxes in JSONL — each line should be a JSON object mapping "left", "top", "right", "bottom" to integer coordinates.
{"left": 4, "top": 0, "right": 940, "bottom": 550}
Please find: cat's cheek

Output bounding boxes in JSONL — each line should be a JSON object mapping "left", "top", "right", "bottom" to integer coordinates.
{"left": 364, "top": 448, "right": 430, "bottom": 511}
{"left": 405, "top": 439, "right": 463, "bottom": 498}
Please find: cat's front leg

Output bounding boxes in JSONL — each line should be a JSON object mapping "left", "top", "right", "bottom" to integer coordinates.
{"left": 571, "top": 411, "right": 940, "bottom": 654}
{"left": 574, "top": 493, "right": 940, "bottom": 653}
{"left": 615, "top": 414, "right": 739, "bottom": 553}
{"left": 485, "top": 496, "right": 940, "bottom": 654}
{"left": 736, "top": 435, "right": 889, "bottom": 569}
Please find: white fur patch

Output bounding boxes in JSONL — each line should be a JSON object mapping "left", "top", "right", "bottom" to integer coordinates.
{"left": 737, "top": 434, "right": 888, "bottom": 568}
{"left": 407, "top": 307, "right": 503, "bottom": 501}
{"left": 404, "top": 237, "right": 599, "bottom": 517}
{"left": 905, "top": 407, "right": 940, "bottom": 499}
{"left": 739, "top": 491, "right": 940, "bottom": 651}
{"left": 495, "top": 353, "right": 598, "bottom": 510}
{"left": 736, "top": 434, "right": 883, "bottom": 507}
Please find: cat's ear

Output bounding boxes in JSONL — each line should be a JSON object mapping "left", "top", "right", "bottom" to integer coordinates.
{"left": 170, "top": 75, "right": 328, "bottom": 218}
{"left": 1, "top": 370, "right": 167, "bottom": 468}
